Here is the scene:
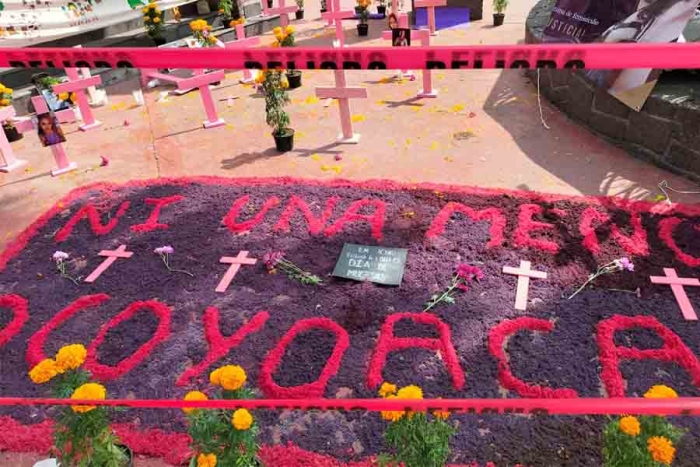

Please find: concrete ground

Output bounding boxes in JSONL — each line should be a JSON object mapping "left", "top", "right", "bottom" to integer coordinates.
{"left": 0, "top": 1, "right": 699, "bottom": 465}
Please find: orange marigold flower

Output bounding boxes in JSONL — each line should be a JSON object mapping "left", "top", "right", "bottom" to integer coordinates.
{"left": 644, "top": 385, "right": 678, "bottom": 399}
{"left": 647, "top": 436, "right": 675, "bottom": 465}
{"left": 183, "top": 390, "right": 208, "bottom": 414}
{"left": 378, "top": 382, "right": 397, "bottom": 398}
{"left": 55, "top": 344, "right": 87, "bottom": 372}
{"left": 70, "top": 382, "right": 106, "bottom": 413}
{"left": 618, "top": 416, "right": 640, "bottom": 437}
{"left": 232, "top": 408, "right": 254, "bottom": 430}
{"left": 380, "top": 395, "right": 404, "bottom": 422}
{"left": 29, "top": 359, "right": 59, "bottom": 384}
{"left": 197, "top": 453, "right": 217, "bottom": 467}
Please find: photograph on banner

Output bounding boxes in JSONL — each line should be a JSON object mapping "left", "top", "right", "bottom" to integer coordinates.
{"left": 36, "top": 112, "right": 67, "bottom": 147}
{"left": 393, "top": 28, "right": 411, "bottom": 46}
{"left": 543, "top": 0, "right": 699, "bottom": 110}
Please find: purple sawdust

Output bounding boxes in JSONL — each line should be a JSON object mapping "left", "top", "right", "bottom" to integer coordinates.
{"left": 1, "top": 180, "right": 700, "bottom": 466}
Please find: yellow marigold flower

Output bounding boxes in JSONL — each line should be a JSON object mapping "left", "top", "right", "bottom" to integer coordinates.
{"left": 209, "top": 367, "right": 223, "bottom": 386}
{"left": 219, "top": 8, "right": 225, "bottom": 13}
{"left": 285, "top": 25, "right": 294, "bottom": 34}
{"left": 273, "top": 26, "right": 282, "bottom": 35}
{"left": 153, "top": 16, "right": 161, "bottom": 23}
{"left": 397, "top": 385, "right": 423, "bottom": 400}
{"left": 197, "top": 453, "right": 217, "bottom": 467}
{"left": 618, "top": 416, "right": 640, "bottom": 437}
{"left": 55, "top": 344, "right": 87, "bottom": 372}
{"left": 433, "top": 409, "right": 450, "bottom": 420}
{"left": 71, "top": 382, "right": 106, "bottom": 413}
{"left": 232, "top": 408, "right": 253, "bottom": 430}
{"left": 183, "top": 390, "right": 208, "bottom": 414}
{"left": 378, "top": 382, "right": 397, "bottom": 398}
{"left": 644, "top": 385, "right": 678, "bottom": 399}
{"left": 29, "top": 359, "right": 59, "bottom": 384}
{"left": 0, "top": 98, "right": 9, "bottom": 106}
{"left": 647, "top": 436, "right": 675, "bottom": 465}
{"left": 218, "top": 365, "right": 247, "bottom": 391}
{"left": 380, "top": 395, "right": 404, "bottom": 422}
{"left": 58, "top": 92, "right": 69, "bottom": 101}
{"left": 0, "top": 84, "right": 6, "bottom": 92}
{"left": 281, "top": 79, "right": 289, "bottom": 89}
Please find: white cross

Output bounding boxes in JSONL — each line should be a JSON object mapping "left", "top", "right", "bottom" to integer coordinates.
{"left": 503, "top": 260, "right": 547, "bottom": 311}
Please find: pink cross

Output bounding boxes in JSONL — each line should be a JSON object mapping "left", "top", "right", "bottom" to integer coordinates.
{"left": 177, "top": 69, "right": 226, "bottom": 128}
{"left": 321, "top": 8, "right": 354, "bottom": 47}
{"left": 225, "top": 23, "right": 261, "bottom": 84}
{"left": 415, "top": 0, "right": 447, "bottom": 36}
{"left": 84, "top": 245, "right": 134, "bottom": 283}
{"left": 52, "top": 67, "right": 103, "bottom": 131}
{"left": 503, "top": 260, "right": 547, "bottom": 311}
{"left": 381, "top": 14, "right": 413, "bottom": 77}
{"left": 410, "top": 28, "right": 437, "bottom": 97}
{"left": 265, "top": 0, "right": 298, "bottom": 28}
{"left": 0, "top": 105, "right": 28, "bottom": 173}
{"left": 30, "top": 95, "right": 78, "bottom": 176}
{"left": 216, "top": 251, "right": 258, "bottom": 293}
{"left": 315, "top": 67, "right": 368, "bottom": 144}
{"left": 650, "top": 268, "right": 700, "bottom": 321}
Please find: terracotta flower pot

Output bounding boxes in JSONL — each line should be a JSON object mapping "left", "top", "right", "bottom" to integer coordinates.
{"left": 273, "top": 129, "right": 295, "bottom": 152}
{"left": 493, "top": 13, "right": 505, "bottom": 26}
{"left": 357, "top": 23, "right": 369, "bottom": 36}
{"left": 286, "top": 71, "right": 302, "bottom": 89}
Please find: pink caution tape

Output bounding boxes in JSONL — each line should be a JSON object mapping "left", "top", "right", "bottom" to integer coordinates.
{"left": 1, "top": 396, "right": 700, "bottom": 416}
{"left": 1, "top": 43, "right": 700, "bottom": 70}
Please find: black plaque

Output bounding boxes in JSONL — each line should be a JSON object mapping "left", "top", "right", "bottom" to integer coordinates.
{"left": 332, "top": 243, "right": 408, "bottom": 286}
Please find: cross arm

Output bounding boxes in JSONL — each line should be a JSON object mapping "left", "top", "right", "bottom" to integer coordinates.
{"left": 414, "top": 0, "right": 447, "bottom": 6}
{"left": 178, "top": 70, "right": 226, "bottom": 90}
{"left": 502, "top": 266, "right": 547, "bottom": 279}
{"left": 52, "top": 76, "right": 102, "bottom": 93}
{"left": 315, "top": 87, "right": 368, "bottom": 99}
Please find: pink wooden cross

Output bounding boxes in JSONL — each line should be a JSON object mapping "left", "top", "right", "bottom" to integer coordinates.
{"left": 321, "top": 5, "right": 354, "bottom": 47}
{"left": 415, "top": 0, "right": 446, "bottom": 36}
{"left": 503, "top": 260, "right": 547, "bottom": 311}
{"left": 216, "top": 251, "right": 258, "bottom": 293}
{"left": 52, "top": 67, "right": 103, "bottom": 131}
{"left": 265, "top": 0, "right": 298, "bottom": 28}
{"left": 315, "top": 67, "right": 368, "bottom": 144}
{"left": 0, "top": 105, "right": 28, "bottom": 173}
{"left": 30, "top": 95, "right": 78, "bottom": 176}
{"left": 177, "top": 69, "right": 226, "bottom": 128}
{"left": 391, "top": 0, "right": 399, "bottom": 16}
{"left": 382, "top": 26, "right": 437, "bottom": 97}
{"left": 225, "top": 23, "right": 261, "bottom": 84}
{"left": 650, "top": 268, "right": 700, "bottom": 321}
{"left": 84, "top": 245, "right": 134, "bottom": 283}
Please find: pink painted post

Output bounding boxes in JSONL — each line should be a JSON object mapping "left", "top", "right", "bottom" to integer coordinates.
{"left": 315, "top": 69, "right": 367, "bottom": 144}
{"left": 650, "top": 268, "right": 700, "bottom": 321}
{"left": 30, "top": 95, "right": 78, "bottom": 176}
{"left": 52, "top": 68, "right": 103, "bottom": 131}
{"left": 321, "top": 7, "right": 354, "bottom": 47}
{"left": 414, "top": 0, "right": 446, "bottom": 36}
{"left": 503, "top": 260, "right": 547, "bottom": 311}
{"left": 84, "top": 245, "right": 134, "bottom": 283}
{"left": 0, "top": 106, "right": 28, "bottom": 173}
{"left": 412, "top": 28, "right": 437, "bottom": 97}
{"left": 226, "top": 24, "right": 261, "bottom": 84}
{"left": 177, "top": 69, "right": 226, "bottom": 128}
{"left": 216, "top": 251, "right": 258, "bottom": 293}
{"left": 391, "top": 0, "right": 399, "bottom": 15}
{"left": 267, "top": 0, "right": 298, "bottom": 28}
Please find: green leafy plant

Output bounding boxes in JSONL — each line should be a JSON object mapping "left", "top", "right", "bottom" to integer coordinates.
{"left": 257, "top": 69, "right": 292, "bottom": 137}
{"left": 295, "top": 0, "right": 304, "bottom": 9}
{"left": 219, "top": 0, "right": 242, "bottom": 20}
{"left": 263, "top": 251, "right": 323, "bottom": 285}
{"left": 603, "top": 385, "right": 686, "bottom": 467}
{"left": 376, "top": 383, "right": 456, "bottom": 467}
{"left": 28, "top": 344, "right": 129, "bottom": 467}
{"left": 356, "top": 0, "right": 371, "bottom": 23}
{"left": 184, "top": 365, "right": 262, "bottom": 467}
{"left": 493, "top": 0, "right": 508, "bottom": 14}
{"left": 142, "top": 0, "right": 165, "bottom": 39}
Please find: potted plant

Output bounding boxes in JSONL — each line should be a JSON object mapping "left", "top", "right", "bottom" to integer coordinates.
{"left": 219, "top": 0, "right": 242, "bottom": 25}
{"left": 183, "top": 365, "right": 263, "bottom": 467}
{"left": 377, "top": 0, "right": 386, "bottom": 17}
{"left": 143, "top": 0, "right": 166, "bottom": 45}
{"left": 356, "top": 0, "right": 370, "bottom": 36}
{"left": 493, "top": 0, "right": 508, "bottom": 26}
{"left": 320, "top": 0, "right": 327, "bottom": 13}
{"left": 295, "top": 0, "right": 304, "bottom": 19}
{"left": 28, "top": 344, "right": 132, "bottom": 467}
{"left": 0, "top": 83, "right": 21, "bottom": 143}
{"left": 256, "top": 69, "right": 293, "bottom": 152}
{"left": 273, "top": 26, "right": 302, "bottom": 89}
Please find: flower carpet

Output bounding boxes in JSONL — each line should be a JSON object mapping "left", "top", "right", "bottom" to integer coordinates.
{"left": 0, "top": 176, "right": 699, "bottom": 466}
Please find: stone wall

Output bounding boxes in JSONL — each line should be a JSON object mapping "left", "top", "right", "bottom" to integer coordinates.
{"left": 526, "top": 0, "right": 700, "bottom": 182}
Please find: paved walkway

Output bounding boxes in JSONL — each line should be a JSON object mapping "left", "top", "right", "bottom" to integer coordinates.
{"left": 2, "top": 1, "right": 698, "bottom": 253}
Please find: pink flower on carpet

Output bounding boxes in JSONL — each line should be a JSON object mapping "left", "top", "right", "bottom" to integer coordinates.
{"left": 456, "top": 263, "right": 484, "bottom": 281}
{"left": 618, "top": 257, "right": 634, "bottom": 272}
{"left": 456, "top": 282, "right": 470, "bottom": 292}
{"left": 154, "top": 246, "right": 174, "bottom": 255}
{"left": 263, "top": 251, "right": 285, "bottom": 270}
{"left": 100, "top": 156, "right": 109, "bottom": 167}
{"left": 52, "top": 251, "right": 69, "bottom": 263}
